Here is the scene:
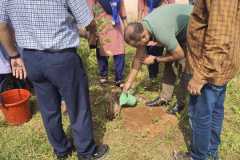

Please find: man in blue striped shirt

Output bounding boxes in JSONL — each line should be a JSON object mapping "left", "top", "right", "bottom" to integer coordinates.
{"left": 0, "top": 0, "right": 108, "bottom": 159}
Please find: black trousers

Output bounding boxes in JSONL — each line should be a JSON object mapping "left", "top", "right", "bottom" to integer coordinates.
{"left": 146, "top": 46, "right": 164, "bottom": 79}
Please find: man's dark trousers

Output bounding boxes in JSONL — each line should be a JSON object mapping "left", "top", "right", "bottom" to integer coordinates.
{"left": 22, "top": 49, "right": 96, "bottom": 157}
{"left": 189, "top": 84, "right": 226, "bottom": 160}
{"left": 146, "top": 46, "right": 163, "bottom": 79}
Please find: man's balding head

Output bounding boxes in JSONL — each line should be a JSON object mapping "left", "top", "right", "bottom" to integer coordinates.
{"left": 124, "top": 22, "right": 150, "bottom": 47}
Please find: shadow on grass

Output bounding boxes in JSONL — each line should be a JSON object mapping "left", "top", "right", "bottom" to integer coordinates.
{"left": 90, "top": 84, "right": 122, "bottom": 144}
{"left": 77, "top": 42, "right": 112, "bottom": 144}
{"left": 178, "top": 107, "right": 192, "bottom": 152}
{"left": 29, "top": 96, "right": 39, "bottom": 115}
{"left": 0, "top": 119, "right": 8, "bottom": 128}
{"left": 63, "top": 86, "right": 116, "bottom": 146}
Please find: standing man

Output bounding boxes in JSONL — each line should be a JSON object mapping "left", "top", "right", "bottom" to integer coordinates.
{"left": 0, "top": 0, "right": 109, "bottom": 160}
{"left": 123, "top": 4, "right": 193, "bottom": 114}
{"left": 175, "top": 0, "right": 240, "bottom": 160}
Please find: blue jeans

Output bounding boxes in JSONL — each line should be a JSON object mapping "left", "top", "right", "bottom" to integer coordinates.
{"left": 22, "top": 49, "right": 96, "bottom": 157}
{"left": 189, "top": 83, "right": 226, "bottom": 160}
{"left": 96, "top": 48, "right": 125, "bottom": 81}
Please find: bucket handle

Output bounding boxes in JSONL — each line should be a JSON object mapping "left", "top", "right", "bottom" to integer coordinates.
{"left": 0, "top": 77, "right": 10, "bottom": 93}
{"left": 0, "top": 78, "right": 7, "bottom": 108}
{"left": 0, "top": 78, "right": 9, "bottom": 109}
{"left": 0, "top": 76, "right": 28, "bottom": 109}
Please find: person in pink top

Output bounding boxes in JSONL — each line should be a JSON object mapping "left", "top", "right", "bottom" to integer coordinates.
{"left": 88, "top": 0, "right": 127, "bottom": 86}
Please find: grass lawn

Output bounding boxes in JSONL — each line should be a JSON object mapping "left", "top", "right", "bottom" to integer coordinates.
{"left": 0, "top": 41, "right": 240, "bottom": 160}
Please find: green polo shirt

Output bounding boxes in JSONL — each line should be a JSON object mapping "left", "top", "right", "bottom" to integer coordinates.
{"left": 142, "top": 4, "right": 193, "bottom": 51}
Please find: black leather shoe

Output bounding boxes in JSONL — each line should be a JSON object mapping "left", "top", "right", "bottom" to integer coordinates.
{"left": 173, "top": 152, "right": 192, "bottom": 160}
{"left": 56, "top": 145, "right": 76, "bottom": 160}
{"left": 57, "top": 154, "right": 71, "bottom": 160}
{"left": 169, "top": 104, "right": 184, "bottom": 115}
{"left": 78, "top": 144, "right": 109, "bottom": 160}
{"left": 208, "top": 152, "right": 220, "bottom": 160}
{"left": 56, "top": 149, "right": 73, "bottom": 160}
{"left": 145, "top": 96, "right": 169, "bottom": 107}
{"left": 115, "top": 80, "right": 124, "bottom": 87}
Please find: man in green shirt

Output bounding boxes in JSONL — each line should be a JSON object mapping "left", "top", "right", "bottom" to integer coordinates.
{"left": 123, "top": 4, "right": 193, "bottom": 114}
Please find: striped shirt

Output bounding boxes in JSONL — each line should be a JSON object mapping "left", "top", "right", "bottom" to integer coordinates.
{"left": 186, "top": 0, "right": 240, "bottom": 85}
{"left": 0, "top": 0, "right": 93, "bottom": 50}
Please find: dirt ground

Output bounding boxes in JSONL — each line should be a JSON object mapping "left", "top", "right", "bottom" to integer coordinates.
{"left": 122, "top": 106, "right": 178, "bottom": 138}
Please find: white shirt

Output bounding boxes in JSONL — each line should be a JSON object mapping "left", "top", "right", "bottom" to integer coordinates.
{"left": 0, "top": 45, "right": 11, "bottom": 74}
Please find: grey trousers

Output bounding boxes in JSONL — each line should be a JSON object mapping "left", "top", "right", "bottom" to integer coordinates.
{"left": 159, "top": 59, "right": 189, "bottom": 106}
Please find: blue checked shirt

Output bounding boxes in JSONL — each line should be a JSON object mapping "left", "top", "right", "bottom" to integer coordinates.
{"left": 0, "top": 0, "right": 93, "bottom": 50}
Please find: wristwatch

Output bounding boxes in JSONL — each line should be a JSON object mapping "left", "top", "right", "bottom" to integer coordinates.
{"left": 154, "top": 57, "right": 159, "bottom": 63}
{"left": 9, "top": 54, "right": 21, "bottom": 60}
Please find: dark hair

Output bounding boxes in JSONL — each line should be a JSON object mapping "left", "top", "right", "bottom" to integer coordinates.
{"left": 124, "top": 22, "right": 144, "bottom": 44}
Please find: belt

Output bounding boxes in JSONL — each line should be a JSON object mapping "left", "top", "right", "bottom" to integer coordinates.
{"left": 23, "top": 48, "right": 76, "bottom": 53}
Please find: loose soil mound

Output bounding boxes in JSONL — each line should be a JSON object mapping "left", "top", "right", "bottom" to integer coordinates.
{"left": 122, "top": 107, "right": 178, "bottom": 138}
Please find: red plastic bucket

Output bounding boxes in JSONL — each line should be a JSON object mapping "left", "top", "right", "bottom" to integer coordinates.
{"left": 0, "top": 89, "right": 32, "bottom": 125}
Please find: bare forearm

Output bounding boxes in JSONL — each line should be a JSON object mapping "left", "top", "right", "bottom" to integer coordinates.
{"left": 0, "top": 23, "right": 18, "bottom": 57}
{"left": 122, "top": 18, "right": 128, "bottom": 28}
{"left": 137, "top": 11, "right": 143, "bottom": 21}
{"left": 128, "top": 58, "right": 142, "bottom": 82}
{"left": 157, "top": 45, "right": 184, "bottom": 63}
{"left": 123, "top": 57, "right": 142, "bottom": 91}
{"left": 85, "top": 20, "right": 96, "bottom": 33}
{"left": 0, "top": 23, "right": 27, "bottom": 79}
{"left": 79, "top": 28, "right": 89, "bottom": 39}
{"left": 123, "top": 47, "right": 146, "bottom": 91}
{"left": 125, "top": 68, "right": 139, "bottom": 86}
{"left": 156, "top": 54, "right": 183, "bottom": 62}
{"left": 137, "top": 13, "right": 141, "bottom": 21}
{"left": 156, "top": 55, "right": 176, "bottom": 63}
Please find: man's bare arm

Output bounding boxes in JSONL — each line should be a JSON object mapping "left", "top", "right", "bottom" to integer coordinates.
{"left": 156, "top": 45, "right": 184, "bottom": 63}
{"left": 0, "top": 22, "right": 27, "bottom": 79}
{"left": 0, "top": 23, "right": 18, "bottom": 57}
{"left": 123, "top": 47, "right": 145, "bottom": 91}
